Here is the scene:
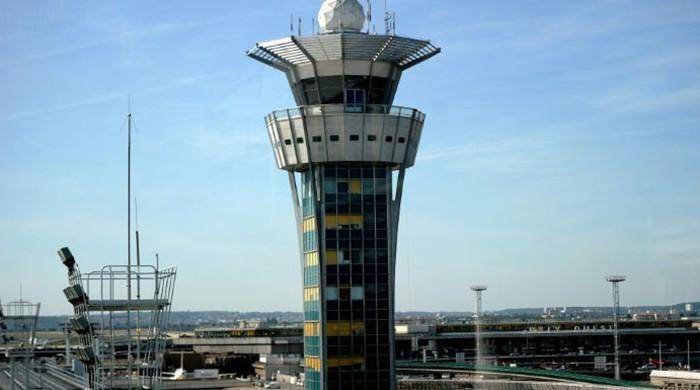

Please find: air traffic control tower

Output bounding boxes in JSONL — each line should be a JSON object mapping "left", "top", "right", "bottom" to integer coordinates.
{"left": 248, "top": 1, "right": 439, "bottom": 389}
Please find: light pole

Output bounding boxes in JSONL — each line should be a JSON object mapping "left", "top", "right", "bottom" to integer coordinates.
{"left": 606, "top": 275, "right": 626, "bottom": 380}
{"left": 470, "top": 286, "right": 487, "bottom": 366}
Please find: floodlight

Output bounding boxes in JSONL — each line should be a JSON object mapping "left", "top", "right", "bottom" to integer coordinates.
{"left": 58, "top": 247, "right": 75, "bottom": 270}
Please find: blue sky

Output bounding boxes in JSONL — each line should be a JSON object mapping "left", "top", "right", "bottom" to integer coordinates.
{"left": 1, "top": 0, "right": 699, "bottom": 315}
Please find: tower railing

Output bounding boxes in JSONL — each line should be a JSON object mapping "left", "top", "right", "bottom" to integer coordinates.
{"left": 270, "top": 103, "right": 426, "bottom": 121}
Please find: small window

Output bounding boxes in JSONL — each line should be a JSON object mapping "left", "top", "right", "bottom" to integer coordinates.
{"left": 351, "top": 286, "right": 364, "bottom": 300}
{"left": 330, "top": 135, "right": 339, "bottom": 142}
{"left": 296, "top": 137, "right": 304, "bottom": 144}
{"left": 349, "top": 134, "right": 360, "bottom": 141}
{"left": 367, "top": 135, "right": 377, "bottom": 141}
{"left": 284, "top": 139, "right": 292, "bottom": 145}
{"left": 339, "top": 287, "right": 351, "bottom": 301}
{"left": 337, "top": 181, "right": 349, "bottom": 193}
{"left": 326, "top": 287, "right": 338, "bottom": 301}
{"left": 345, "top": 89, "right": 366, "bottom": 105}
{"left": 385, "top": 136, "right": 393, "bottom": 142}
{"left": 398, "top": 137, "right": 406, "bottom": 144}
{"left": 312, "top": 136, "right": 322, "bottom": 143}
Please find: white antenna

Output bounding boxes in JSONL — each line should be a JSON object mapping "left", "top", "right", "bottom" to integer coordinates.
{"left": 384, "top": 0, "right": 393, "bottom": 35}
{"left": 367, "top": 0, "right": 372, "bottom": 34}
{"left": 290, "top": 13, "right": 294, "bottom": 35}
{"left": 312, "top": 18, "right": 315, "bottom": 35}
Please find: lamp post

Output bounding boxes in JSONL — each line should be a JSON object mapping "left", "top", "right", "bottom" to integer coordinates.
{"left": 470, "top": 286, "right": 487, "bottom": 366}
{"left": 606, "top": 275, "right": 626, "bottom": 380}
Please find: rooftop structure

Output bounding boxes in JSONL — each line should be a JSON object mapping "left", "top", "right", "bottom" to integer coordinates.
{"left": 248, "top": 1, "right": 440, "bottom": 389}
{"left": 1, "top": 298, "right": 41, "bottom": 390}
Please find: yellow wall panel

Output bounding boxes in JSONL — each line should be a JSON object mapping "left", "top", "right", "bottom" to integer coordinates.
{"left": 305, "top": 252, "right": 318, "bottom": 267}
{"left": 303, "top": 217, "right": 316, "bottom": 233}
{"left": 326, "top": 250, "right": 338, "bottom": 265}
{"left": 304, "top": 321, "right": 320, "bottom": 336}
{"left": 349, "top": 180, "right": 361, "bottom": 194}
{"left": 305, "top": 357, "right": 321, "bottom": 371}
{"left": 304, "top": 287, "right": 319, "bottom": 302}
{"left": 327, "top": 357, "right": 365, "bottom": 367}
{"left": 327, "top": 321, "right": 365, "bottom": 336}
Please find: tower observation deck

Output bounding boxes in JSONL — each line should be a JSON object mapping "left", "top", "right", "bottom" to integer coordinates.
{"left": 248, "top": 1, "right": 440, "bottom": 389}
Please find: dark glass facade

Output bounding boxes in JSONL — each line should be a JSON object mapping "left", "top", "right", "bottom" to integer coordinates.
{"left": 302, "top": 164, "right": 393, "bottom": 390}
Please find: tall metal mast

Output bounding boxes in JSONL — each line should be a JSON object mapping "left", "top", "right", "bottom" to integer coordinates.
{"left": 606, "top": 275, "right": 626, "bottom": 381}
{"left": 471, "top": 286, "right": 487, "bottom": 366}
{"left": 127, "top": 111, "right": 133, "bottom": 388}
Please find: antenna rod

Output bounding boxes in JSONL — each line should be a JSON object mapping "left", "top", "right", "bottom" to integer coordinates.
{"left": 290, "top": 13, "right": 294, "bottom": 35}
{"left": 127, "top": 109, "right": 133, "bottom": 388}
{"left": 128, "top": 111, "right": 132, "bottom": 274}
{"left": 135, "top": 198, "right": 141, "bottom": 367}
{"left": 367, "top": 0, "right": 372, "bottom": 33}
{"left": 298, "top": 17, "right": 302, "bottom": 36}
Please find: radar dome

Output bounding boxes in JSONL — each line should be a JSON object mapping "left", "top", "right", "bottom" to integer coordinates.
{"left": 318, "top": 0, "right": 365, "bottom": 34}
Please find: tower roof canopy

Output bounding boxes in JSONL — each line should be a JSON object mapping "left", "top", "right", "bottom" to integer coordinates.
{"left": 248, "top": 33, "right": 440, "bottom": 72}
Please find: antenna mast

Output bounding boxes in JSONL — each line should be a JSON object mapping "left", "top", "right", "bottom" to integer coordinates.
{"left": 367, "top": 0, "right": 372, "bottom": 34}
{"left": 127, "top": 107, "right": 133, "bottom": 385}
{"left": 384, "top": 1, "right": 393, "bottom": 35}
{"left": 135, "top": 198, "right": 142, "bottom": 366}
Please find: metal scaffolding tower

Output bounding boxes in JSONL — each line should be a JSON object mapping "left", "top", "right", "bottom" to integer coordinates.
{"left": 470, "top": 286, "right": 487, "bottom": 366}
{"left": 1, "top": 298, "right": 41, "bottom": 390}
{"left": 606, "top": 275, "right": 626, "bottom": 381}
{"left": 59, "top": 247, "right": 176, "bottom": 389}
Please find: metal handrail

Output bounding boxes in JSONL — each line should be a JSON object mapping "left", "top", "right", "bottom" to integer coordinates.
{"left": 271, "top": 104, "right": 426, "bottom": 122}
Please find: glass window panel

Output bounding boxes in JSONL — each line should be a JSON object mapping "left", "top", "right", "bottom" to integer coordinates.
{"left": 362, "top": 180, "right": 374, "bottom": 194}
{"left": 351, "top": 286, "right": 364, "bottom": 300}
{"left": 321, "top": 88, "right": 344, "bottom": 104}
{"left": 345, "top": 89, "right": 355, "bottom": 104}
{"left": 324, "top": 178, "right": 336, "bottom": 194}
{"left": 345, "top": 76, "right": 370, "bottom": 90}
{"left": 327, "top": 287, "right": 338, "bottom": 300}
{"left": 375, "top": 179, "right": 387, "bottom": 194}
{"left": 319, "top": 76, "right": 343, "bottom": 89}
